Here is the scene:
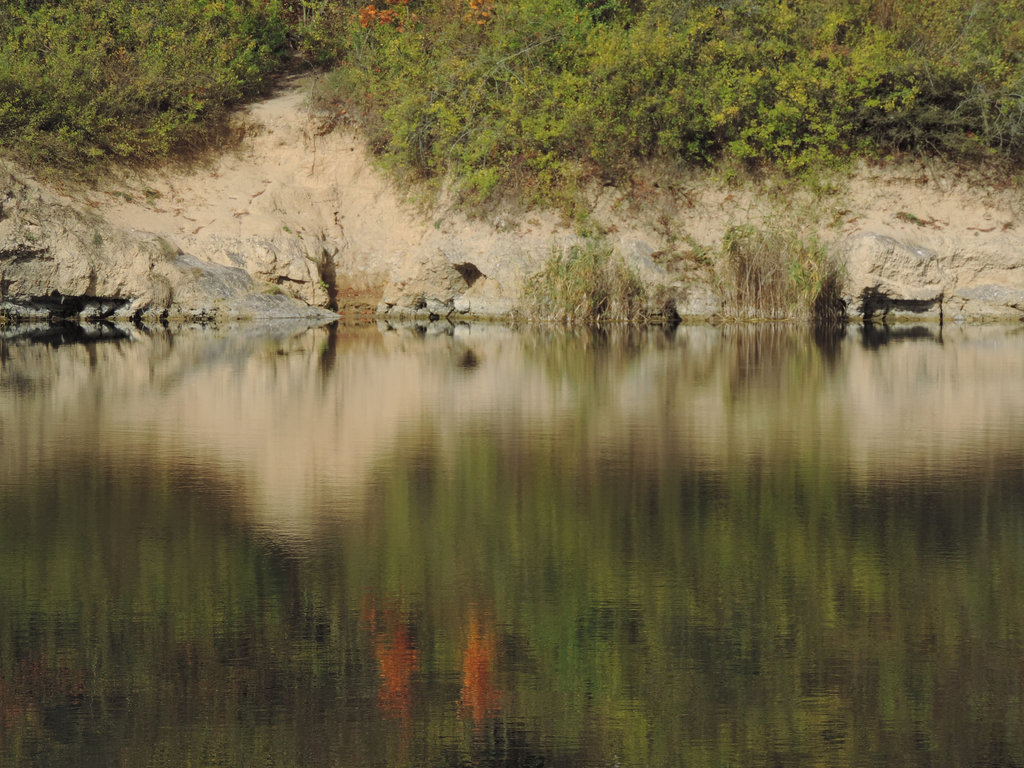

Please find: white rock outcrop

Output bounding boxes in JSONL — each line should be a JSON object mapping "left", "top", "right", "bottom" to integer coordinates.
{"left": 841, "top": 231, "right": 1024, "bottom": 322}
{"left": 0, "top": 169, "right": 334, "bottom": 323}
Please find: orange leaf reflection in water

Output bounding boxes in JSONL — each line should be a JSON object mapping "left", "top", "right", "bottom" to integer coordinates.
{"left": 459, "top": 612, "right": 502, "bottom": 726}
{"left": 364, "top": 597, "right": 420, "bottom": 724}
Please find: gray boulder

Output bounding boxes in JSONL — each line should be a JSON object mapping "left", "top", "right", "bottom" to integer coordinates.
{"left": 194, "top": 232, "right": 332, "bottom": 308}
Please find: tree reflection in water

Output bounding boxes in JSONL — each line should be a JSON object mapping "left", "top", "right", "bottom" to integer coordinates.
{"left": 363, "top": 596, "right": 420, "bottom": 725}
{"left": 3, "top": 325, "right": 1024, "bottom": 767}
{"left": 459, "top": 610, "right": 502, "bottom": 726}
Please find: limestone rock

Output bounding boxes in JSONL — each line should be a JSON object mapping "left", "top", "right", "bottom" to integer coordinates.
{"left": 840, "top": 233, "right": 945, "bottom": 321}
{"left": 378, "top": 249, "right": 484, "bottom": 319}
{"left": 453, "top": 275, "right": 515, "bottom": 318}
{"left": 675, "top": 283, "right": 724, "bottom": 320}
{"left": 0, "top": 169, "right": 334, "bottom": 323}
{"left": 840, "top": 231, "right": 1024, "bottom": 322}
{"left": 947, "top": 284, "right": 1024, "bottom": 321}
{"left": 192, "top": 232, "right": 331, "bottom": 308}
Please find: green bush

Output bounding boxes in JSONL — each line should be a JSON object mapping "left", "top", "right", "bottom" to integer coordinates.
{"left": 310, "top": 0, "right": 1024, "bottom": 206}
{"left": 0, "top": 0, "right": 289, "bottom": 169}
{"left": 4, "top": 0, "right": 1021, "bottom": 199}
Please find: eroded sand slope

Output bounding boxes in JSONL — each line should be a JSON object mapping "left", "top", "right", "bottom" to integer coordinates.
{"left": 63, "top": 79, "right": 1024, "bottom": 321}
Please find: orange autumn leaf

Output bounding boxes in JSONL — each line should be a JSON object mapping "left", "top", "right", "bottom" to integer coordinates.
{"left": 463, "top": 0, "right": 495, "bottom": 25}
{"left": 357, "top": 4, "right": 378, "bottom": 27}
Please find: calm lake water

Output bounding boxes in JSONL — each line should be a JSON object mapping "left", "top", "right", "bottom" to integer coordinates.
{"left": 1, "top": 320, "right": 1024, "bottom": 767}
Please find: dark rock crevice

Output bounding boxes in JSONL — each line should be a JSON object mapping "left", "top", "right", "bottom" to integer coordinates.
{"left": 3, "top": 293, "right": 130, "bottom": 321}
{"left": 453, "top": 262, "right": 483, "bottom": 288}
{"left": 1, "top": 246, "right": 50, "bottom": 264}
{"left": 317, "top": 249, "right": 339, "bottom": 311}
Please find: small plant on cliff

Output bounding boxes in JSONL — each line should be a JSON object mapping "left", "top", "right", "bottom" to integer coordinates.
{"left": 720, "top": 225, "right": 842, "bottom": 320}
{"left": 523, "top": 240, "right": 650, "bottom": 325}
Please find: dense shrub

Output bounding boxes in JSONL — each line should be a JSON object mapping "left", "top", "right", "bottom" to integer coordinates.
{"left": 309, "top": 0, "right": 1024, "bottom": 204}
{"left": 0, "top": 0, "right": 289, "bottom": 169}
{"left": 2, "top": 0, "right": 1021, "bottom": 194}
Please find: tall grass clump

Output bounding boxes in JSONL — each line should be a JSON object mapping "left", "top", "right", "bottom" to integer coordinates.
{"left": 523, "top": 241, "right": 652, "bottom": 324}
{"left": 721, "top": 225, "right": 844, "bottom": 321}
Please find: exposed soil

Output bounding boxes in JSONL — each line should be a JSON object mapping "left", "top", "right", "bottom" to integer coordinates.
{"left": 63, "top": 77, "right": 1024, "bottom": 320}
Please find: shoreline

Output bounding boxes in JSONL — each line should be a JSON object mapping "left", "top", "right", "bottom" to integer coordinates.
{"left": 3, "top": 83, "right": 1024, "bottom": 328}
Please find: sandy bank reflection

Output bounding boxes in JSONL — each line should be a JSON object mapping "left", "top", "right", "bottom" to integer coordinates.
{"left": 2, "top": 322, "right": 1022, "bottom": 541}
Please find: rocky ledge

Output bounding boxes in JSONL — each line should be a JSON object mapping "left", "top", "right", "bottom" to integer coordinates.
{"left": 3, "top": 157, "right": 1024, "bottom": 327}
{"left": 0, "top": 169, "right": 335, "bottom": 324}
{"left": 840, "top": 231, "right": 1024, "bottom": 323}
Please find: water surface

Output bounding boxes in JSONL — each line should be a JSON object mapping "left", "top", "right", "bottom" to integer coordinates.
{"left": 2, "top": 321, "right": 1023, "bottom": 767}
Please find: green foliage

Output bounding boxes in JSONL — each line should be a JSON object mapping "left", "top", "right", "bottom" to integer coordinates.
{"left": 0, "top": 0, "right": 290, "bottom": 169}
{"left": 309, "top": 0, "right": 1024, "bottom": 206}
{"left": 523, "top": 239, "right": 652, "bottom": 324}
{"left": 3, "top": 0, "right": 1022, "bottom": 199}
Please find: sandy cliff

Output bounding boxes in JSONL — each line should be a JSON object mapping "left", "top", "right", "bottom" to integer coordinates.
{"left": 2, "top": 79, "right": 1023, "bottom": 324}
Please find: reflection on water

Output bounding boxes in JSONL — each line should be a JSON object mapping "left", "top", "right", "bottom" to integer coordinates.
{"left": 2, "top": 322, "right": 1024, "bottom": 767}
